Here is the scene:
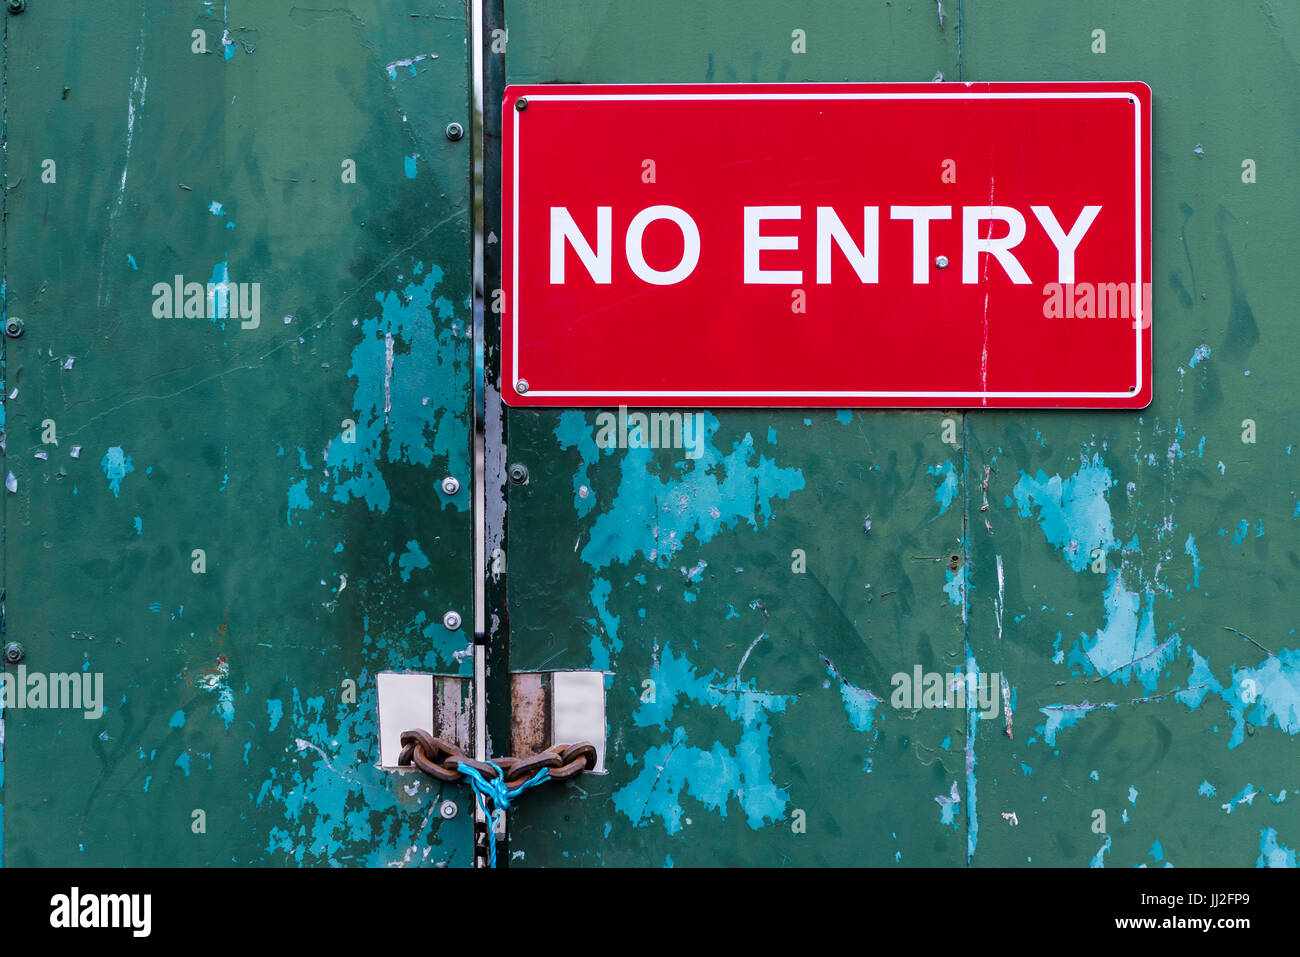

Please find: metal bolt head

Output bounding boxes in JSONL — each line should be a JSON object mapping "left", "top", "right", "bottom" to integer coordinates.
{"left": 4, "top": 317, "right": 24, "bottom": 338}
{"left": 515, "top": 97, "right": 528, "bottom": 111}
{"left": 508, "top": 463, "right": 529, "bottom": 485}
{"left": 4, "top": 641, "right": 25, "bottom": 664}
{"left": 442, "top": 610, "right": 462, "bottom": 632}
{"left": 934, "top": 255, "right": 950, "bottom": 269}
{"left": 7, "top": 0, "right": 26, "bottom": 14}
{"left": 444, "top": 122, "right": 464, "bottom": 141}
{"left": 515, "top": 379, "right": 529, "bottom": 394}
{"left": 441, "top": 476, "right": 461, "bottom": 495}
{"left": 439, "top": 800, "right": 459, "bottom": 820}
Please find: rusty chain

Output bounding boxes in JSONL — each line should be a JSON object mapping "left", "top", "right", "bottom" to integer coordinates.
{"left": 399, "top": 730, "right": 598, "bottom": 867}
{"left": 398, "top": 729, "right": 598, "bottom": 786}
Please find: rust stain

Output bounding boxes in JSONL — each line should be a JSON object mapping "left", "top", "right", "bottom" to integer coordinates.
{"left": 510, "top": 672, "right": 550, "bottom": 758}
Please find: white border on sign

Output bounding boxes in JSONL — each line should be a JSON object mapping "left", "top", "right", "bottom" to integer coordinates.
{"left": 511, "top": 90, "right": 1145, "bottom": 400}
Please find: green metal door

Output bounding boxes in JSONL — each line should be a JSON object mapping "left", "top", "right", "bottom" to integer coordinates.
{"left": 1, "top": 0, "right": 477, "bottom": 866}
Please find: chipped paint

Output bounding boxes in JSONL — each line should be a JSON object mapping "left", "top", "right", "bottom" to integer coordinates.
{"left": 612, "top": 645, "right": 793, "bottom": 834}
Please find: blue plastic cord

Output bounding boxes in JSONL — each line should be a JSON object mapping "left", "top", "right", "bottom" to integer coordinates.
{"left": 456, "top": 761, "right": 552, "bottom": 867}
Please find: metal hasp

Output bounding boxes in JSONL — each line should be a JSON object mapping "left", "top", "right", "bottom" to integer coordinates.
{"left": 398, "top": 731, "right": 599, "bottom": 866}
{"left": 375, "top": 672, "right": 473, "bottom": 769}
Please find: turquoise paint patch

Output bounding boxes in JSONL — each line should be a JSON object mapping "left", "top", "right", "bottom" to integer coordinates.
{"left": 286, "top": 479, "right": 313, "bottom": 525}
{"left": 827, "top": 664, "right": 881, "bottom": 733}
{"left": 397, "top": 540, "right": 430, "bottom": 581}
{"left": 943, "top": 566, "right": 967, "bottom": 607}
{"left": 587, "top": 577, "right": 623, "bottom": 671}
{"left": 168, "top": 709, "right": 186, "bottom": 728}
{"left": 1068, "top": 571, "right": 1178, "bottom": 693}
{"left": 964, "top": 654, "right": 983, "bottom": 862}
{"left": 1258, "top": 828, "right": 1297, "bottom": 867}
{"left": 1091, "top": 835, "right": 1112, "bottom": 867}
{"left": 1038, "top": 706, "right": 1093, "bottom": 746}
{"left": 1178, "top": 648, "right": 1300, "bottom": 748}
{"left": 100, "top": 447, "right": 135, "bottom": 497}
{"left": 612, "top": 645, "right": 793, "bottom": 834}
{"left": 133, "top": 517, "right": 143, "bottom": 535}
{"left": 1012, "top": 455, "right": 1117, "bottom": 572}
{"left": 1184, "top": 534, "right": 1202, "bottom": 588}
{"left": 554, "top": 410, "right": 600, "bottom": 518}
{"left": 267, "top": 699, "right": 284, "bottom": 733}
{"left": 259, "top": 682, "right": 465, "bottom": 866}
{"left": 936, "top": 781, "right": 961, "bottom": 829}
{"left": 1222, "top": 784, "right": 1258, "bottom": 813}
{"left": 316, "top": 264, "right": 469, "bottom": 516}
{"left": 404, "top": 154, "right": 419, "bottom": 179}
{"left": 1198, "top": 780, "right": 1217, "bottom": 797}
{"left": 573, "top": 418, "right": 803, "bottom": 570}
{"left": 206, "top": 261, "right": 230, "bottom": 324}
{"left": 927, "top": 461, "right": 959, "bottom": 515}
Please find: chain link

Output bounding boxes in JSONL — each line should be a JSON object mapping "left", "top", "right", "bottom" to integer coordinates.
{"left": 398, "top": 729, "right": 598, "bottom": 786}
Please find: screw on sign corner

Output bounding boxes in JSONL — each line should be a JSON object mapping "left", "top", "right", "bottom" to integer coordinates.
{"left": 4, "top": 642, "right": 25, "bottom": 664}
{"left": 444, "top": 122, "right": 464, "bottom": 141}
{"left": 515, "top": 97, "right": 528, "bottom": 112}
{"left": 5, "top": 317, "right": 24, "bottom": 338}
{"left": 507, "top": 463, "right": 529, "bottom": 485}
{"left": 7, "top": 0, "right": 26, "bottom": 15}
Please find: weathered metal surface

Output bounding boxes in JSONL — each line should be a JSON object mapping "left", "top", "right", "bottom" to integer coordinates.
{"left": 961, "top": 0, "right": 1300, "bottom": 869}
{"left": 510, "top": 671, "right": 550, "bottom": 759}
{"left": 0, "top": 0, "right": 1295, "bottom": 871}
{"left": 493, "top": 0, "right": 1299, "bottom": 867}
{"left": 1, "top": 1, "right": 476, "bottom": 866}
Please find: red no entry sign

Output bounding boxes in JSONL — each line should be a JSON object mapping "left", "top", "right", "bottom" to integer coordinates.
{"left": 502, "top": 82, "right": 1151, "bottom": 408}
